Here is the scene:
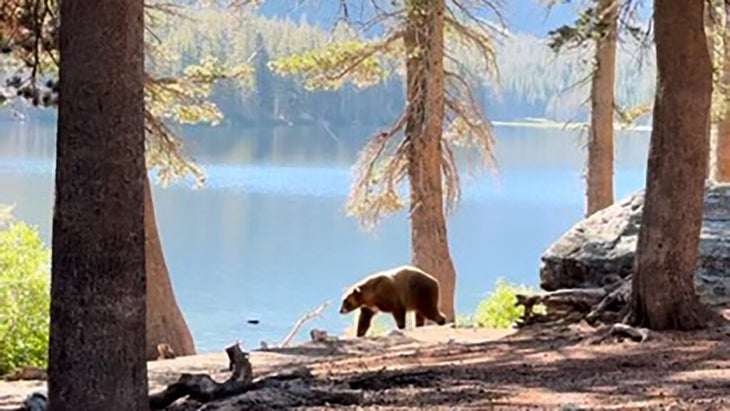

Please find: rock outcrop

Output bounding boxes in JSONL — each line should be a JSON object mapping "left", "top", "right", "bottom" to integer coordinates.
{"left": 540, "top": 185, "right": 730, "bottom": 307}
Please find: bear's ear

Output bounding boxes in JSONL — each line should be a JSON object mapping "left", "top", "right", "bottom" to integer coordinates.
{"left": 352, "top": 286, "right": 361, "bottom": 296}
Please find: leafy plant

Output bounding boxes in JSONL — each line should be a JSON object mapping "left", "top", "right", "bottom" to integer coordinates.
{"left": 0, "top": 208, "right": 51, "bottom": 375}
{"left": 473, "top": 278, "right": 541, "bottom": 329}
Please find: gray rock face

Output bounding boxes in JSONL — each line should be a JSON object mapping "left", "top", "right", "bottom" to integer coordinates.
{"left": 540, "top": 185, "right": 730, "bottom": 307}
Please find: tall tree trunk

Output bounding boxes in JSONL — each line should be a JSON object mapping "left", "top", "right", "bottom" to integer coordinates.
{"left": 630, "top": 0, "right": 713, "bottom": 330}
{"left": 49, "top": 0, "right": 148, "bottom": 409}
{"left": 585, "top": 0, "right": 618, "bottom": 216}
{"left": 716, "top": 4, "right": 730, "bottom": 182}
{"left": 145, "top": 173, "right": 196, "bottom": 360}
{"left": 405, "top": 0, "right": 457, "bottom": 321}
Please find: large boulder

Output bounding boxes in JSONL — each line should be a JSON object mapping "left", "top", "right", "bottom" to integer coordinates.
{"left": 540, "top": 185, "right": 730, "bottom": 307}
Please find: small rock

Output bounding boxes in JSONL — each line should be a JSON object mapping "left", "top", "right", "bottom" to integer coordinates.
{"left": 19, "top": 393, "right": 47, "bottom": 411}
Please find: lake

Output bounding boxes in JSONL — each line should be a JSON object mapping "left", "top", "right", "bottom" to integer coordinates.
{"left": 0, "top": 120, "right": 650, "bottom": 352}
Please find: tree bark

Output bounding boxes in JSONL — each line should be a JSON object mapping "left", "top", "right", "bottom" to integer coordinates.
{"left": 586, "top": 0, "right": 618, "bottom": 216}
{"left": 630, "top": 0, "right": 713, "bottom": 330}
{"left": 716, "top": 3, "right": 730, "bottom": 182}
{"left": 49, "top": 0, "right": 147, "bottom": 410}
{"left": 405, "top": 0, "right": 457, "bottom": 321}
{"left": 145, "top": 173, "right": 196, "bottom": 360}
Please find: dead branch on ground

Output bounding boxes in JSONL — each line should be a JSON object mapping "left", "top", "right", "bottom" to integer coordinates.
{"left": 279, "top": 301, "right": 331, "bottom": 348}
{"left": 149, "top": 343, "right": 253, "bottom": 410}
{"left": 516, "top": 276, "right": 632, "bottom": 328}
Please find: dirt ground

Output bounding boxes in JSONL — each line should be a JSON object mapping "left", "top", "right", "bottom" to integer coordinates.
{"left": 2, "top": 323, "right": 729, "bottom": 410}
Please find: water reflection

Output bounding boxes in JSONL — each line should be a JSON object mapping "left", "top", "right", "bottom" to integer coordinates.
{"left": 0, "top": 120, "right": 649, "bottom": 351}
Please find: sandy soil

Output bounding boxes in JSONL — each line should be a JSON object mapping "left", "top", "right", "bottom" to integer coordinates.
{"left": 2, "top": 324, "right": 728, "bottom": 410}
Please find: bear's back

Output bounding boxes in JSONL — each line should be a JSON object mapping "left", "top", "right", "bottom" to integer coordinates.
{"left": 355, "top": 265, "right": 440, "bottom": 311}
{"left": 389, "top": 265, "right": 440, "bottom": 309}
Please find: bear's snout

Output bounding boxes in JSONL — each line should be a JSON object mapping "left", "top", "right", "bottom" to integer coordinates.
{"left": 339, "top": 306, "right": 348, "bottom": 314}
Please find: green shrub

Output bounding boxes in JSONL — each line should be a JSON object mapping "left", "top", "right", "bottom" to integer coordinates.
{"left": 0, "top": 208, "right": 51, "bottom": 375}
{"left": 473, "top": 278, "right": 540, "bottom": 329}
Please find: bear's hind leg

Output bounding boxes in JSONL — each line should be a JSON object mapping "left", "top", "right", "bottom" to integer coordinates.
{"left": 392, "top": 306, "right": 407, "bottom": 330}
{"left": 415, "top": 312, "right": 425, "bottom": 327}
{"left": 357, "top": 308, "right": 375, "bottom": 337}
{"left": 423, "top": 306, "right": 447, "bottom": 325}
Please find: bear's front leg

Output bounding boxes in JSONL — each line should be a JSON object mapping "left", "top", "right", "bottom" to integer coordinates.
{"left": 356, "top": 307, "right": 375, "bottom": 337}
{"left": 392, "top": 306, "right": 406, "bottom": 329}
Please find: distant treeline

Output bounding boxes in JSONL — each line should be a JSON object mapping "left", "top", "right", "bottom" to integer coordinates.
{"left": 5, "top": 7, "right": 657, "bottom": 127}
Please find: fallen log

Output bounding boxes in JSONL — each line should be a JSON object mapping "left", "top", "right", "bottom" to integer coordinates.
{"left": 516, "top": 276, "right": 632, "bottom": 327}
{"left": 515, "top": 287, "right": 607, "bottom": 326}
{"left": 149, "top": 343, "right": 253, "bottom": 410}
{"left": 198, "top": 379, "right": 361, "bottom": 410}
{"left": 2, "top": 367, "right": 47, "bottom": 381}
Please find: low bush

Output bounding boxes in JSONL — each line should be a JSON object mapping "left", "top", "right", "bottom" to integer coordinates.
{"left": 0, "top": 207, "right": 51, "bottom": 375}
{"left": 473, "top": 278, "right": 540, "bottom": 329}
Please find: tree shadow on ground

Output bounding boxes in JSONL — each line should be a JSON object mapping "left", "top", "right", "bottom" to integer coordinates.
{"left": 299, "top": 323, "right": 730, "bottom": 409}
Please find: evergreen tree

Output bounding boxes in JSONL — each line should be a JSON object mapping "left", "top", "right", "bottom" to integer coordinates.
{"left": 49, "top": 0, "right": 148, "bottom": 408}
{"left": 271, "top": 0, "right": 500, "bottom": 320}
{"left": 254, "top": 32, "right": 275, "bottom": 120}
{"left": 630, "top": 0, "right": 714, "bottom": 330}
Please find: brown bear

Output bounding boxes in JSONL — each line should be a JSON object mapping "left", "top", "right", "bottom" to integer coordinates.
{"left": 339, "top": 265, "right": 448, "bottom": 337}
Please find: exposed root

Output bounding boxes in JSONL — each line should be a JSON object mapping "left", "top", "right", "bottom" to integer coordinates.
{"left": 587, "top": 323, "right": 650, "bottom": 345}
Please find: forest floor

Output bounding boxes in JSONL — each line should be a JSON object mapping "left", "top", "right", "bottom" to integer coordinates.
{"left": 1, "top": 319, "right": 729, "bottom": 410}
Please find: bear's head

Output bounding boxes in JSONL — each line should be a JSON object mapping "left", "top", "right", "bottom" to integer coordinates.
{"left": 339, "top": 286, "right": 363, "bottom": 314}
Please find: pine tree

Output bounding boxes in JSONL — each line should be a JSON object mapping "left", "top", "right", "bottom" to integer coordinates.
{"left": 49, "top": 0, "right": 148, "bottom": 408}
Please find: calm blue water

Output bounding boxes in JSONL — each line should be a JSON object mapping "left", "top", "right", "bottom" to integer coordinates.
{"left": 0, "top": 120, "right": 650, "bottom": 352}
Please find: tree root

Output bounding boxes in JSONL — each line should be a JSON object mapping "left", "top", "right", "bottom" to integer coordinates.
{"left": 587, "top": 323, "right": 650, "bottom": 344}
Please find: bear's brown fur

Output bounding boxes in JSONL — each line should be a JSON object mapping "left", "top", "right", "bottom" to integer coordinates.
{"left": 339, "top": 265, "right": 448, "bottom": 337}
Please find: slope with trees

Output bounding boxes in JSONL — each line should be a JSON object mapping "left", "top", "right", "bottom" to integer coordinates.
{"left": 3, "top": 4, "right": 658, "bottom": 127}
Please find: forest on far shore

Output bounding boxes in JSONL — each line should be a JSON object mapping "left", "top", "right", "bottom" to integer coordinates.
{"left": 3, "top": 6, "right": 657, "bottom": 127}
